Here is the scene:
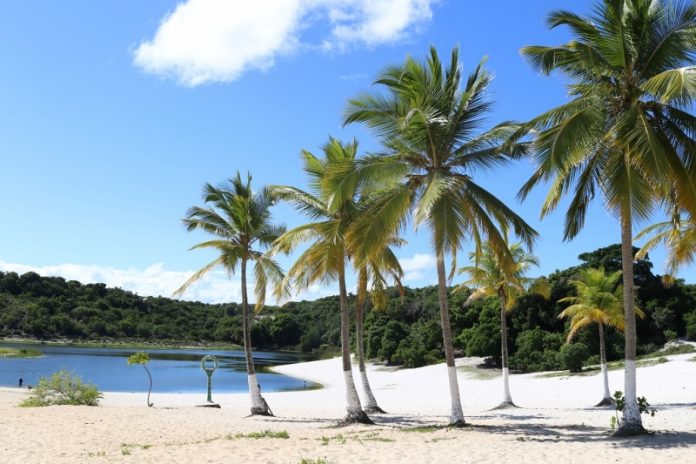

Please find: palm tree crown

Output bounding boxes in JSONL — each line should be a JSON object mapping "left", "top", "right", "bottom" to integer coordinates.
{"left": 459, "top": 242, "right": 549, "bottom": 310}
{"left": 519, "top": 0, "right": 696, "bottom": 234}
{"left": 175, "top": 173, "right": 287, "bottom": 309}
{"left": 339, "top": 46, "right": 537, "bottom": 271}
{"left": 558, "top": 268, "right": 643, "bottom": 341}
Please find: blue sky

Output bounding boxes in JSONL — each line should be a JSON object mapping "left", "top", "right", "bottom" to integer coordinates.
{"left": 0, "top": 0, "right": 686, "bottom": 304}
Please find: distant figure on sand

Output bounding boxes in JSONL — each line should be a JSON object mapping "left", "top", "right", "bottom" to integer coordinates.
{"left": 18, "top": 378, "right": 23, "bottom": 388}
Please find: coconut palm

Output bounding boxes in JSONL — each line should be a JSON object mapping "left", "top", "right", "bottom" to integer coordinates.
{"left": 272, "top": 137, "right": 377, "bottom": 425}
{"left": 174, "top": 173, "right": 287, "bottom": 416}
{"left": 458, "top": 241, "right": 549, "bottom": 409}
{"left": 518, "top": 0, "right": 696, "bottom": 435}
{"left": 353, "top": 240, "right": 404, "bottom": 414}
{"left": 340, "top": 47, "right": 537, "bottom": 425}
{"left": 558, "top": 268, "right": 645, "bottom": 406}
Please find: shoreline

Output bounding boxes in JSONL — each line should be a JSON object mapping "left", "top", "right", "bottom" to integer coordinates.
{"left": 1, "top": 350, "right": 695, "bottom": 463}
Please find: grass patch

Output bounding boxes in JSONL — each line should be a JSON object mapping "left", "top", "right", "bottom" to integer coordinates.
{"left": 233, "top": 430, "right": 289, "bottom": 439}
{"left": 320, "top": 434, "right": 346, "bottom": 445}
{"left": 120, "top": 442, "right": 151, "bottom": 455}
{"left": 457, "top": 366, "right": 498, "bottom": 380}
{"left": 400, "top": 425, "right": 448, "bottom": 433}
{"left": 298, "top": 459, "right": 328, "bottom": 464}
{"left": 362, "top": 432, "right": 395, "bottom": 443}
{"left": 641, "top": 343, "right": 696, "bottom": 359}
{"left": 0, "top": 347, "right": 43, "bottom": 358}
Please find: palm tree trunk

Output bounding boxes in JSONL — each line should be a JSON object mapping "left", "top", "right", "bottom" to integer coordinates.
{"left": 241, "top": 258, "right": 271, "bottom": 416}
{"left": 614, "top": 208, "right": 644, "bottom": 435}
{"left": 355, "top": 268, "right": 384, "bottom": 414}
{"left": 436, "top": 252, "right": 465, "bottom": 426}
{"left": 338, "top": 262, "right": 372, "bottom": 425}
{"left": 144, "top": 365, "right": 153, "bottom": 407}
{"left": 596, "top": 323, "right": 613, "bottom": 407}
{"left": 497, "top": 298, "right": 514, "bottom": 408}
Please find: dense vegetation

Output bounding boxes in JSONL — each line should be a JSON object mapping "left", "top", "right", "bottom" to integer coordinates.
{"left": 1, "top": 244, "right": 695, "bottom": 373}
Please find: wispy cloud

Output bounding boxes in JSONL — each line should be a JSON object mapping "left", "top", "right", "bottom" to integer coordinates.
{"left": 398, "top": 252, "right": 435, "bottom": 283}
{"left": 0, "top": 260, "right": 332, "bottom": 305}
{"left": 134, "top": 0, "right": 436, "bottom": 86}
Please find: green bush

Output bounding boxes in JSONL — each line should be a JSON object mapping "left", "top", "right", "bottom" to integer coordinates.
{"left": 557, "top": 343, "right": 590, "bottom": 372}
{"left": 663, "top": 329, "right": 678, "bottom": 341}
{"left": 685, "top": 311, "right": 696, "bottom": 341}
{"left": 510, "top": 328, "right": 563, "bottom": 372}
{"left": 20, "top": 370, "right": 102, "bottom": 407}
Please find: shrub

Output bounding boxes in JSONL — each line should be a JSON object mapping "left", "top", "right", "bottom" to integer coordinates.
{"left": 20, "top": 370, "right": 102, "bottom": 407}
{"left": 663, "top": 329, "right": 678, "bottom": 342}
{"left": 510, "top": 328, "right": 563, "bottom": 372}
{"left": 557, "top": 343, "right": 589, "bottom": 372}
{"left": 685, "top": 311, "right": 696, "bottom": 341}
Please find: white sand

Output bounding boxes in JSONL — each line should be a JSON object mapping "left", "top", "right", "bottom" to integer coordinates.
{"left": 1, "top": 346, "right": 695, "bottom": 463}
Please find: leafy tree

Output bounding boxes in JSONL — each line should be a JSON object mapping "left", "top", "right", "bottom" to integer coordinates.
{"left": 518, "top": 0, "right": 696, "bottom": 436}
{"left": 127, "top": 351, "right": 154, "bottom": 407}
{"left": 174, "top": 172, "right": 286, "bottom": 416}
{"left": 342, "top": 46, "right": 537, "bottom": 426}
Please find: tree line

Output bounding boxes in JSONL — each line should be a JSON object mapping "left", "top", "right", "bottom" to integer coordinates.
{"left": 1, "top": 244, "right": 694, "bottom": 367}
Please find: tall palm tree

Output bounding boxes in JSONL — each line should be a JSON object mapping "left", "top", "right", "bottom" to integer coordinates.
{"left": 559, "top": 267, "right": 645, "bottom": 406}
{"left": 272, "top": 137, "right": 376, "bottom": 425}
{"left": 340, "top": 47, "right": 537, "bottom": 425}
{"left": 458, "top": 241, "right": 549, "bottom": 409}
{"left": 174, "top": 173, "right": 286, "bottom": 416}
{"left": 353, "top": 241, "right": 404, "bottom": 414}
{"left": 518, "top": 0, "right": 696, "bottom": 435}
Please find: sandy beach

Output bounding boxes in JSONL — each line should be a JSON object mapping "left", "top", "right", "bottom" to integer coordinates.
{"left": 1, "top": 348, "right": 695, "bottom": 464}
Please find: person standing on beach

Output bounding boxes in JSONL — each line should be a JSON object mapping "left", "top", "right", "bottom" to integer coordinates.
{"left": 18, "top": 377, "right": 23, "bottom": 387}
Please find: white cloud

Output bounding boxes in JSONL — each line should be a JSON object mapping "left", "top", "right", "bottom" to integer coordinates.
{"left": 0, "top": 260, "right": 330, "bottom": 305}
{"left": 134, "top": 0, "right": 436, "bottom": 86}
{"left": 398, "top": 252, "right": 435, "bottom": 282}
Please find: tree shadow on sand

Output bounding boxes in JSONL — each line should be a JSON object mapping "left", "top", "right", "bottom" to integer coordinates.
{"left": 468, "top": 422, "right": 696, "bottom": 449}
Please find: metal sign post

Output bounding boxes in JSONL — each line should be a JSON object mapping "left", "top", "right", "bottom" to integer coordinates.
{"left": 198, "top": 355, "right": 220, "bottom": 408}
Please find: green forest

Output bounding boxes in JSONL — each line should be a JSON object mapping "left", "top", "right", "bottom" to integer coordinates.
{"left": 1, "top": 244, "right": 694, "bottom": 373}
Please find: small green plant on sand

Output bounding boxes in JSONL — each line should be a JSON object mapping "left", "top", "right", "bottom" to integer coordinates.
{"left": 234, "top": 430, "right": 289, "bottom": 439}
{"left": 298, "top": 459, "right": 328, "bottom": 464}
{"left": 20, "top": 370, "right": 102, "bottom": 407}
{"left": 609, "top": 391, "right": 656, "bottom": 431}
{"left": 127, "top": 352, "right": 154, "bottom": 407}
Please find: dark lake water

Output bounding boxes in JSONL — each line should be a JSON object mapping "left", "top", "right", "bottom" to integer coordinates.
{"left": 0, "top": 343, "right": 316, "bottom": 393}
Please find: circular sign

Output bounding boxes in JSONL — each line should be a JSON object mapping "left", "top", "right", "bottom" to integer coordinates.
{"left": 201, "top": 355, "right": 218, "bottom": 373}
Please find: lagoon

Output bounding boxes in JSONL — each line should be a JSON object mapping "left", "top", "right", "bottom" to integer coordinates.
{"left": 0, "top": 343, "right": 316, "bottom": 393}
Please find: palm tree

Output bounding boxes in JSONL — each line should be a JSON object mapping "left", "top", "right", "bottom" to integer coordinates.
{"left": 340, "top": 47, "right": 537, "bottom": 425}
{"left": 558, "top": 268, "right": 645, "bottom": 406}
{"left": 272, "top": 137, "right": 376, "bottom": 425}
{"left": 518, "top": 0, "right": 696, "bottom": 435}
{"left": 458, "top": 241, "right": 549, "bottom": 409}
{"left": 174, "top": 173, "right": 286, "bottom": 416}
{"left": 353, "top": 241, "right": 404, "bottom": 414}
